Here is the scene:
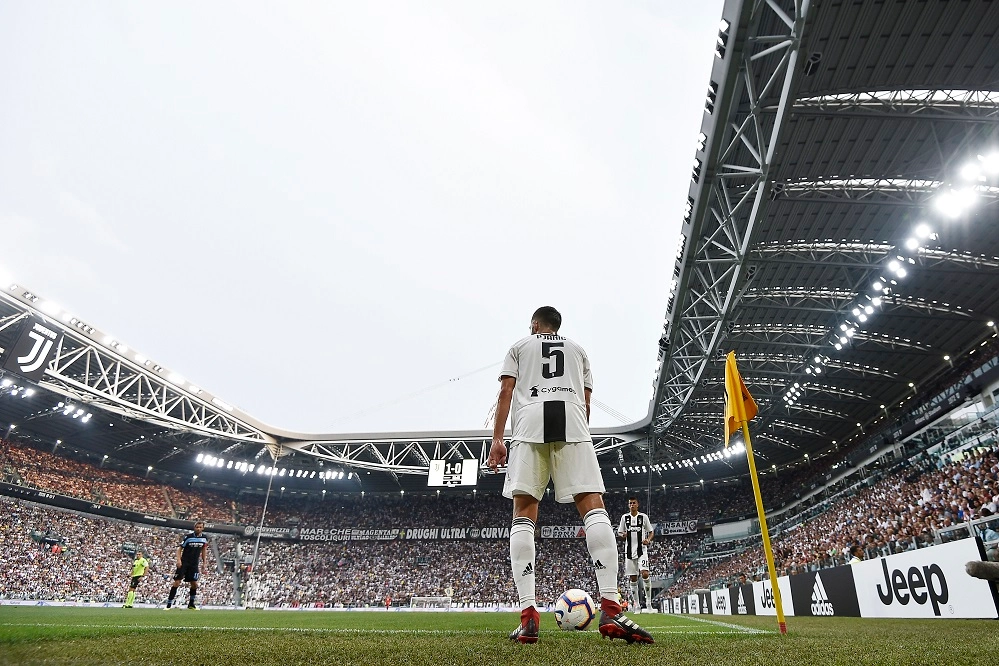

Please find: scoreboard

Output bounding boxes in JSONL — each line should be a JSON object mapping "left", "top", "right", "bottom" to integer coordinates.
{"left": 427, "top": 459, "right": 478, "bottom": 487}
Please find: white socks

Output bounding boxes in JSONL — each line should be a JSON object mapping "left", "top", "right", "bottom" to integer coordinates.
{"left": 639, "top": 576, "right": 649, "bottom": 608}
{"left": 631, "top": 579, "right": 640, "bottom": 607}
{"left": 583, "top": 508, "right": 618, "bottom": 602}
{"left": 510, "top": 516, "right": 536, "bottom": 610}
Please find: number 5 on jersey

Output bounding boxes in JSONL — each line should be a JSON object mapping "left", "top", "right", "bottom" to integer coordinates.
{"left": 542, "top": 341, "right": 565, "bottom": 379}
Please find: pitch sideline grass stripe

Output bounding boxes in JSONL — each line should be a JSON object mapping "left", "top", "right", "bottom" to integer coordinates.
{"left": 0, "top": 622, "right": 750, "bottom": 636}
{"left": 681, "top": 616, "right": 769, "bottom": 634}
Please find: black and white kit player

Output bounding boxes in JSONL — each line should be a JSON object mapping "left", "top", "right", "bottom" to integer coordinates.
{"left": 487, "top": 306, "right": 653, "bottom": 644}
{"left": 618, "top": 497, "right": 654, "bottom": 612}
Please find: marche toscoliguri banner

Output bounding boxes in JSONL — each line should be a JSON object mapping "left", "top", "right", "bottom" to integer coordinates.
{"left": 851, "top": 538, "right": 999, "bottom": 619}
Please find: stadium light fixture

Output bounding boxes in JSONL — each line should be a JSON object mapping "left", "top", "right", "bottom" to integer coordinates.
{"left": 960, "top": 162, "right": 983, "bottom": 181}
{"left": 196, "top": 453, "right": 204, "bottom": 463}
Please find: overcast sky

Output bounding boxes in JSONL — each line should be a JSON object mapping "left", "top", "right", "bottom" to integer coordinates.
{"left": 0, "top": 1, "right": 723, "bottom": 434}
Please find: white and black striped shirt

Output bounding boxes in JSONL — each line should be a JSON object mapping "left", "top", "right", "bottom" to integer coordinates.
{"left": 499, "top": 333, "right": 592, "bottom": 444}
{"left": 618, "top": 512, "right": 653, "bottom": 559}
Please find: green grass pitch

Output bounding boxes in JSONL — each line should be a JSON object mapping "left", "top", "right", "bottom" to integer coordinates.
{"left": 1, "top": 606, "right": 997, "bottom": 665}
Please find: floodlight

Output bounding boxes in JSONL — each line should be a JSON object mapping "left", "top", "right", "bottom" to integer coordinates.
{"left": 814, "top": 356, "right": 822, "bottom": 364}
{"left": 197, "top": 453, "right": 204, "bottom": 463}
{"left": 915, "top": 223, "right": 931, "bottom": 238}
{"left": 852, "top": 308, "right": 860, "bottom": 316}
{"left": 873, "top": 281, "right": 883, "bottom": 291}
{"left": 960, "top": 162, "right": 983, "bottom": 181}
{"left": 872, "top": 297, "right": 882, "bottom": 307}
{"left": 905, "top": 238, "right": 919, "bottom": 250}
{"left": 834, "top": 343, "right": 842, "bottom": 350}
{"left": 864, "top": 306, "right": 874, "bottom": 315}
{"left": 858, "top": 314, "right": 867, "bottom": 322}
{"left": 980, "top": 152, "right": 999, "bottom": 175}
{"left": 888, "top": 260, "right": 900, "bottom": 272}
{"left": 896, "top": 268, "right": 906, "bottom": 278}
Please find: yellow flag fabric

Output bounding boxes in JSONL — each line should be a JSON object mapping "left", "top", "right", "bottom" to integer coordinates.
{"left": 724, "top": 351, "right": 758, "bottom": 445}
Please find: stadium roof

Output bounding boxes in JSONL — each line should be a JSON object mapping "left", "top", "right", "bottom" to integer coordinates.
{"left": 2, "top": 0, "right": 999, "bottom": 497}
{"left": 647, "top": 0, "right": 999, "bottom": 473}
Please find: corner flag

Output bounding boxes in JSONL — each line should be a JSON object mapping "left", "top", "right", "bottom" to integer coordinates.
{"left": 721, "top": 350, "right": 788, "bottom": 635}
{"left": 724, "top": 351, "right": 758, "bottom": 445}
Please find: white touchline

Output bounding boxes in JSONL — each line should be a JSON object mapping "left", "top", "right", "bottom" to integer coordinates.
{"left": 0, "top": 624, "right": 501, "bottom": 635}
{"left": 681, "top": 616, "right": 769, "bottom": 634}
{"left": 0, "top": 622, "right": 757, "bottom": 636}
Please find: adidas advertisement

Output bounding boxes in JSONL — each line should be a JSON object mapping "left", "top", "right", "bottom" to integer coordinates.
{"left": 788, "top": 566, "right": 861, "bottom": 617}
{"left": 752, "top": 576, "right": 796, "bottom": 616}
{"left": 2, "top": 316, "right": 61, "bottom": 382}
{"left": 711, "top": 589, "right": 731, "bottom": 615}
{"left": 728, "top": 583, "right": 756, "bottom": 615}
{"left": 852, "top": 538, "right": 999, "bottom": 619}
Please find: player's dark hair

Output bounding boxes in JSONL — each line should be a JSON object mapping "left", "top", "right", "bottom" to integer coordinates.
{"left": 628, "top": 496, "right": 639, "bottom": 503}
{"left": 532, "top": 306, "right": 561, "bottom": 332}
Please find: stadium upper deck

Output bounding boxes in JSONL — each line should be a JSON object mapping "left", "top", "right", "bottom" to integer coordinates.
{"left": 0, "top": 0, "right": 997, "bottom": 495}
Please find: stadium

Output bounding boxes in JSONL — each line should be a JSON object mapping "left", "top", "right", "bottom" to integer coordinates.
{"left": 2, "top": 0, "right": 999, "bottom": 664}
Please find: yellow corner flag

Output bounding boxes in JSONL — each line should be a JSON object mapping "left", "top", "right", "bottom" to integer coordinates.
{"left": 722, "top": 351, "right": 787, "bottom": 635}
{"left": 724, "top": 351, "right": 758, "bottom": 446}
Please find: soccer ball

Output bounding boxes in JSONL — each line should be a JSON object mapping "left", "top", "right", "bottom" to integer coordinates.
{"left": 553, "top": 589, "right": 596, "bottom": 631}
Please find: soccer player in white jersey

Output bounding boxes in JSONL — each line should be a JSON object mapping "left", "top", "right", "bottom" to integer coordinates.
{"left": 487, "top": 306, "right": 653, "bottom": 644}
{"left": 618, "top": 497, "right": 654, "bottom": 612}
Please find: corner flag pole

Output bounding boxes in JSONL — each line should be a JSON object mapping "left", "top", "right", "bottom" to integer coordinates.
{"left": 724, "top": 351, "right": 787, "bottom": 635}
{"left": 740, "top": 421, "right": 788, "bottom": 635}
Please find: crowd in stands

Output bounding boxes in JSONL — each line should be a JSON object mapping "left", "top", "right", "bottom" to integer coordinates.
{"left": 5, "top": 429, "right": 999, "bottom": 607}
{"left": 1, "top": 438, "right": 829, "bottom": 532}
{"left": 669, "top": 445, "right": 999, "bottom": 594}
{"left": 0, "top": 496, "right": 233, "bottom": 605}
{"left": 2, "top": 443, "right": 172, "bottom": 515}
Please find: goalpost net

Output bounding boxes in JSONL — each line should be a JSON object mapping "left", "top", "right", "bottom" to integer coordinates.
{"left": 410, "top": 596, "right": 452, "bottom": 610}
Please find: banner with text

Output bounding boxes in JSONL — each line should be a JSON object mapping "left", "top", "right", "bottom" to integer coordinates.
{"left": 852, "top": 538, "right": 998, "bottom": 619}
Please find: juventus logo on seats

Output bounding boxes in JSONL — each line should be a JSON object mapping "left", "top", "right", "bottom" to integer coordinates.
{"left": 3, "top": 317, "right": 61, "bottom": 382}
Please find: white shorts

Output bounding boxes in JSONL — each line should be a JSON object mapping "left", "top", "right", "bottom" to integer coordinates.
{"left": 625, "top": 554, "right": 650, "bottom": 576}
{"left": 502, "top": 440, "right": 605, "bottom": 503}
